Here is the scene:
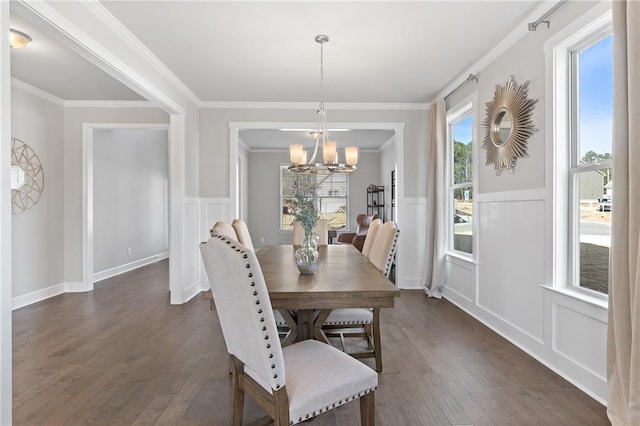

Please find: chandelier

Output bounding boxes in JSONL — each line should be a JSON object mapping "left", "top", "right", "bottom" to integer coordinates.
{"left": 288, "top": 35, "right": 358, "bottom": 174}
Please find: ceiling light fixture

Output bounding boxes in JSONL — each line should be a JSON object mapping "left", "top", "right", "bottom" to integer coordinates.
{"left": 9, "top": 28, "right": 32, "bottom": 49}
{"left": 288, "top": 35, "right": 357, "bottom": 174}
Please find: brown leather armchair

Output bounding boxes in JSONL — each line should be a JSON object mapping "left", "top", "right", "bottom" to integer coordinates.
{"left": 337, "top": 213, "right": 378, "bottom": 252}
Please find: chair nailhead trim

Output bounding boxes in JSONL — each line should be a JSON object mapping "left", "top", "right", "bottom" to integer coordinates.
{"left": 295, "top": 386, "right": 378, "bottom": 424}
{"left": 218, "top": 237, "right": 285, "bottom": 393}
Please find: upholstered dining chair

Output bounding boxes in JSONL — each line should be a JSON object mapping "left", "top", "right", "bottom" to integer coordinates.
{"left": 361, "top": 218, "right": 383, "bottom": 259}
{"left": 322, "top": 221, "right": 399, "bottom": 372}
{"left": 212, "top": 219, "right": 290, "bottom": 340}
{"left": 292, "top": 219, "right": 329, "bottom": 245}
{"left": 210, "top": 221, "right": 236, "bottom": 239}
{"left": 205, "top": 221, "right": 238, "bottom": 310}
{"left": 231, "top": 219, "right": 255, "bottom": 251}
{"left": 337, "top": 213, "right": 378, "bottom": 252}
{"left": 200, "top": 235, "right": 378, "bottom": 425}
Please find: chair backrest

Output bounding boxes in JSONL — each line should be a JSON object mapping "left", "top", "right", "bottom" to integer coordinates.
{"left": 355, "top": 214, "right": 378, "bottom": 236}
{"left": 232, "top": 219, "right": 255, "bottom": 251}
{"left": 292, "top": 219, "right": 329, "bottom": 245}
{"left": 361, "top": 218, "right": 383, "bottom": 259}
{"left": 210, "top": 221, "right": 236, "bottom": 239}
{"left": 315, "top": 219, "right": 329, "bottom": 245}
{"left": 292, "top": 221, "right": 305, "bottom": 245}
{"left": 200, "top": 235, "right": 286, "bottom": 393}
{"left": 368, "top": 221, "right": 400, "bottom": 278}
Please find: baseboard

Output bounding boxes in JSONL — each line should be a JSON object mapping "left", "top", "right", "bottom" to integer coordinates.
{"left": 182, "top": 280, "right": 202, "bottom": 303}
{"left": 93, "top": 252, "right": 169, "bottom": 283}
{"left": 64, "top": 281, "right": 89, "bottom": 293}
{"left": 398, "top": 277, "right": 424, "bottom": 289}
{"left": 12, "top": 283, "right": 65, "bottom": 310}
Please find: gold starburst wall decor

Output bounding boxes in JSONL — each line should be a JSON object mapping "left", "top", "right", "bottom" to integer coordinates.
{"left": 11, "top": 138, "right": 44, "bottom": 214}
{"left": 482, "top": 76, "right": 537, "bottom": 175}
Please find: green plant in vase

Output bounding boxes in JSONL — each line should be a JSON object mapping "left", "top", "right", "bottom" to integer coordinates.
{"left": 286, "top": 178, "right": 322, "bottom": 273}
{"left": 286, "top": 179, "right": 320, "bottom": 238}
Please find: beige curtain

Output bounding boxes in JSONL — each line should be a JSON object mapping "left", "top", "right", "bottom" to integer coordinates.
{"left": 424, "top": 98, "right": 446, "bottom": 298}
{"left": 607, "top": 2, "right": 640, "bottom": 424}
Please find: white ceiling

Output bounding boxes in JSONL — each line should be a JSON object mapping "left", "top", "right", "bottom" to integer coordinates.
{"left": 9, "top": 13, "right": 144, "bottom": 101}
{"left": 9, "top": 1, "right": 544, "bottom": 150}
{"left": 10, "top": 1, "right": 542, "bottom": 105}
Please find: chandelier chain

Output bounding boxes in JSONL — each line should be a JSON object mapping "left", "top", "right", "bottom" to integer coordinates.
{"left": 319, "top": 40, "right": 325, "bottom": 110}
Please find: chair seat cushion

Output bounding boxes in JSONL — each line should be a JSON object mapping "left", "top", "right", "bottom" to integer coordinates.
{"left": 324, "top": 308, "right": 373, "bottom": 325}
{"left": 283, "top": 340, "right": 378, "bottom": 424}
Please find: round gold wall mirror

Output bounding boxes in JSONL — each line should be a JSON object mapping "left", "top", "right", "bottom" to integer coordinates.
{"left": 482, "top": 76, "right": 537, "bottom": 175}
{"left": 11, "top": 137, "right": 44, "bottom": 214}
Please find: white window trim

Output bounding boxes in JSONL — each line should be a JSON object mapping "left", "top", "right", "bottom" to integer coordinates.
{"left": 545, "top": 2, "right": 611, "bottom": 303}
{"left": 445, "top": 93, "right": 478, "bottom": 261}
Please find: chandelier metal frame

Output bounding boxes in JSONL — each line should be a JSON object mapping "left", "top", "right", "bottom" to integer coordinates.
{"left": 288, "top": 35, "right": 357, "bottom": 174}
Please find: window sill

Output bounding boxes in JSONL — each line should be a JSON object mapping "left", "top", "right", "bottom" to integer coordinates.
{"left": 445, "top": 251, "right": 476, "bottom": 265}
{"left": 539, "top": 284, "right": 608, "bottom": 310}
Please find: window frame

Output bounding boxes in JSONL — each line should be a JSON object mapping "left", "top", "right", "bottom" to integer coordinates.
{"left": 446, "top": 100, "right": 475, "bottom": 259}
{"left": 549, "top": 7, "right": 612, "bottom": 301}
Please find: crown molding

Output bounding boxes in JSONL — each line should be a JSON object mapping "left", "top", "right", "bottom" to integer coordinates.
{"left": 81, "top": 0, "right": 201, "bottom": 107}
{"left": 64, "top": 100, "right": 156, "bottom": 108}
{"left": 433, "top": 1, "right": 568, "bottom": 102}
{"left": 202, "top": 101, "right": 431, "bottom": 110}
{"left": 11, "top": 77, "right": 65, "bottom": 106}
{"left": 12, "top": 78, "right": 158, "bottom": 108}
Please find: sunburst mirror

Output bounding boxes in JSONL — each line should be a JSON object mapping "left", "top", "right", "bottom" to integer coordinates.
{"left": 482, "top": 76, "right": 537, "bottom": 175}
{"left": 11, "top": 137, "right": 44, "bottom": 214}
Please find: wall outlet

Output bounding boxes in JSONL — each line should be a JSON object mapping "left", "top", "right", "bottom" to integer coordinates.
{"left": 260, "top": 237, "right": 265, "bottom": 244}
{"left": 127, "top": 247, "right": 132, "bottom": 255}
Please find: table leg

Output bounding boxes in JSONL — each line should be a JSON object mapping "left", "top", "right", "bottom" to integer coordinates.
{"left": 296, "top": 309, "right": 315, "bottom": 340}
{"left": 279, "top": 309, "right": 298, "bottom": 346}
{"left": 313, "top": 309, "right": 331, "bottom": 343}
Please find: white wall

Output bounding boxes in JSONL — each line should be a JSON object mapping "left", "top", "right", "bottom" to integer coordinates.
{"left": 11, "top": 87, "right": 64, "bottom": 305}
{"left": 442, "top": 0, "right": 608, "bottom": 403}
{"left": 93, "top": 128, "right": 168, "bottom": 276}
{"left": 63, "top": 108, "right": 169, "bottom": 284}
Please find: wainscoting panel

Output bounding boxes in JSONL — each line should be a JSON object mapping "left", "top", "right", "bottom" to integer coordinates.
{"left": 552, "top": 301, "right": 607, "bottom": 381}
{"left": 201, "top": 198, "right": 232, "bottom": 242}
{"left": 198, "top": 198, "right": 233, "bottom": 288}
{"left": 399, "top": 198, "right": 427, "bottom": 289}
{"left": 476, "top": 199, "right": 546, "bottom": 342}
{"left": 445, "top": 255, "right": 474, "bottom": 302}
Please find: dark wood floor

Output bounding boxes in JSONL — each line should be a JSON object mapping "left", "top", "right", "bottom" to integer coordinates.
{"left": 13, "top": 259, "right": 609, "bottom": 425}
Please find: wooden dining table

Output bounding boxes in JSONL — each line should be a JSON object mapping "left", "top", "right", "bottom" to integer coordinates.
{"left": 256, "top": 244, "right": 400, "bottom": 345}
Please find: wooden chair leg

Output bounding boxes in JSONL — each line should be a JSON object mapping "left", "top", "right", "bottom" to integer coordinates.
{"left": 230, "top": 355, "right": 245, "bottom": 426}
{"left": 372, "top": 308, "right": 382, "bottom": 373}
{"left": 272, "top": 387, "right": 290, "bottom": 426}
{"left": 360, "top": 391, "right": 375, "bottom": 426}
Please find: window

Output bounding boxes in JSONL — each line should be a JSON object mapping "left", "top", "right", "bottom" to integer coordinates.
{"left": 280, "top": 167, "right": 348, "bottom": 231}
{"left": 552, "top": 10, "right": 613, "bottom": 297}
{"left": 568, "top": 30, "right": 613, "bottom": 295}
{"left": 447, "top": 107, "right": 473, "bottom": 255}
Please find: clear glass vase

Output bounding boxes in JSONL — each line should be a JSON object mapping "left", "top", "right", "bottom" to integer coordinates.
{"left": 295, "top": 234, "right": 319, "bottom": 274}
